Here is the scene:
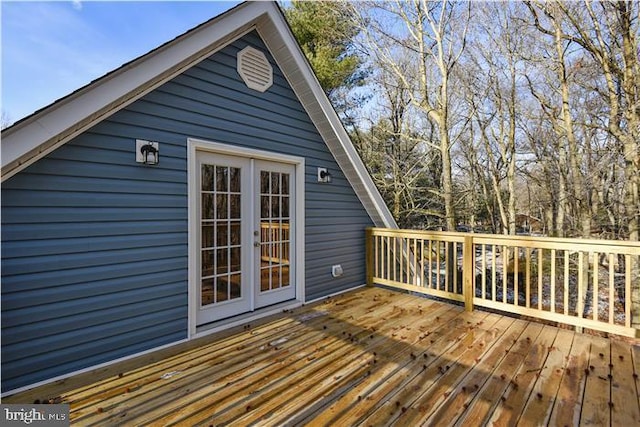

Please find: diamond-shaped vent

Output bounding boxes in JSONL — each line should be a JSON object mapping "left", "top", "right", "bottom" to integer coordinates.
{"left": 237, "top": 46, "right": 273, "bottom": 93}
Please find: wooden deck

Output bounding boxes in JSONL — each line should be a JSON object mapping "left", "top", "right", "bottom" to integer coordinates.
{"left": 6, "top": 287, "right": 640, "bottom": 426}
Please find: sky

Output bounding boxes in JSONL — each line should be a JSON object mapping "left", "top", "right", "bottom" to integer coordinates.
{"left": 1, "top": 1, "right": 242, "bottom": 125}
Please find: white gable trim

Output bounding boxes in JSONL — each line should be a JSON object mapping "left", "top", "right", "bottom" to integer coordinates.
{"left": 0, "top": 1, "right": 396, "bottom": 228}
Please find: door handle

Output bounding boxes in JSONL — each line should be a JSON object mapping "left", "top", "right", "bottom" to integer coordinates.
{"left": 254, "top": 242, "right": 261, "bottom": 247}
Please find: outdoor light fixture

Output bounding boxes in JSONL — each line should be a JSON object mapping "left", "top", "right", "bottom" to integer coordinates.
{"left": 136, "top": 140, "right": 159, "bottom": 165}
{"left": 317, "top": 167, "right": 332, "bottom": 183}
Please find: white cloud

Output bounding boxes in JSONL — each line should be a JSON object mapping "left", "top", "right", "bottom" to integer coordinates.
{"left": 72, "top": 1, "right": 83, "bottom": 11}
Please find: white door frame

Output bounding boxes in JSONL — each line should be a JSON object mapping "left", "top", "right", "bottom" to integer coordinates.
{"left": 187, "top": 138, "right": 305, "bottom": 338}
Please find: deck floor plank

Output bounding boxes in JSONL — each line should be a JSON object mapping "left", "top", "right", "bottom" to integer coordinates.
{"left": 71, "top": 317, "right": 304, "bottom": 415}
{"left": 580, "top": 336, "right": 611, "bottom": 426}
{"left": 386, "top": 315, "right": 516, "bottom": 425}
{"left": 258, "top": 302, "right": 459, "bottom": 426}
{"left": 70, "top": 292, "right": 367, "bottom": 412}
{"left": 227, "top": 298, "right": 455, "bottom": 426}
{"left": 485, "top": 325, "right": 560, "bottom": 426}
{"left": 90, "top": 292, "right": 415, "bottom": 426}
{"left": 421, "top": 318, "right": 530, "bottom": 426}
{"left": 610, "top": 339, "right": 640, "bottom": 425}
{"left": 71, "top": 292, "right": 382, "bottom": 424}
{"left": 547, "top": 330, "right": 591, "bottom": 426}
{"left": 327, "top": 311, "right": 493, "bottom": 426}
{"left": 517, "top": 328, "right": 575, "bottom": 427}
{"left": 295, "top": 304, "right": 471, "bottom": 426}
{"left": 358, "top": 312, "right": 506, "bottom": 426}
{"left": 453, "top": 321, "right": 544, "bottom": 427}
{"left": 4, "top": 286, "right": 639, "bottom": 427}
{"left": 173, "top": 295, "right": 432, "bottom": 426}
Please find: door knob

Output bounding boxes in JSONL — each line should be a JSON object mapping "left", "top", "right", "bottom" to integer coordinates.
{"left": 254, "top": 242, "right": 261, "bottom": 247}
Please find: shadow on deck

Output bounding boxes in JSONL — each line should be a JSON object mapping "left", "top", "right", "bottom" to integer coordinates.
{"left": 5, "top": 287, "right": 640, "bottom": 426}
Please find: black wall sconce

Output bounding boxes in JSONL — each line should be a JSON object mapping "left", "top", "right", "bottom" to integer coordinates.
{"left": 317, "top": 167, "right": 331, "bottom": 183}
{"left": 136, "top": 139, "right": 159, "bottom": 165}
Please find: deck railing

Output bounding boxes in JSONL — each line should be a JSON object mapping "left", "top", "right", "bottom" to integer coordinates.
{"left": 366, "top": 227, "right": 640, "bottom": 337}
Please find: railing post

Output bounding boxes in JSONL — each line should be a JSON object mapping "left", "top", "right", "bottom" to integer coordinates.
{"left": 365, "top": 227, "right": 374, "bottom": 286}
{"left": 463, "top": 235, "right": 474, "bottom": 312}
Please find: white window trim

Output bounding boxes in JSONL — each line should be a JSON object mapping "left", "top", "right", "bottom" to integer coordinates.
{"left": 187, "top": 137, "right": 305, "bottom": 338}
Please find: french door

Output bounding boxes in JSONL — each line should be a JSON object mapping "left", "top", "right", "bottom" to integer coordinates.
{"left": 254, "top": 160, "right": 296, "bottom": 307}
{"left": 196, "top": 152, "right": 295, "bottom": 326}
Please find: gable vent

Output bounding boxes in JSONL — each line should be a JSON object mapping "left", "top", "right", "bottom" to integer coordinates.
{"left": 237, "top": 46, "right": 273, "bottom": 92}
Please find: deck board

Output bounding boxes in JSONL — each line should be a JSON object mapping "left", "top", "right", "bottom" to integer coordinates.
{"left": 518, "top": 328, "right": 574, "bottom": 427}
{"left": 581, "top": 336, "right": 612, "bottom": 426}
{"left": 610, "top": 339, "right": 640, "bottom": 425}
{"left": 547, "top": 330, "right": 590, "bottom": 426}
{"left": 4, "top": 286, "right": 639, "bottom": 427}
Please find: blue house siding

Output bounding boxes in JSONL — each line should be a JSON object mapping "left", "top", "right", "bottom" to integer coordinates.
{"left": 1, "top": 30, "right": 373, "bottom": 393}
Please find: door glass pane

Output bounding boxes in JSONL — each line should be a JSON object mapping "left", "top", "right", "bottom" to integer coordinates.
{"left": 216, "top": 166, "right": 228, "bottom": 192}
{"left": 216, "top": 194, "right": 228, "bottom": 219}
{"left": 230, "top": 274, "right": 241, "bottom": 299}
{"left": 261, "top": 267, "right": 271, "bottom": 291}
{"left": 202, "top": 165, "right": 215, "bottom": 191}
{"left": 230, "top": 221, "right": 241, "bottom": 245}
{"left": 230, "top": 167, "right": 241, "bottom": 192}
{"left": 230, "top": 246, "right": 241, "bottom": 272}
{"left": 216, "top": 249, "right": 229, "bottom": 275}
{"left": 259, "top": 170, "right": 292, "bottom": 293}
{"left": 202, "top": 225, "right": 215, "bottom": 248}
{"left": 261, "top": 196, "right": 270, "bottom": 218}
{"left": 261, "top": 171, "right": 269, "bottom": 193}
{"left": 230, "top": 195, "right": 241, "bottom": 219}
{"left": 202, "top": 250, "right": 215, "bottom": 277}
{"left": 216, "top": 222, "right": 228, "bottom": 247}
{"left": 281, "top": 219, "right": 291, "bottom": 287}
{"left": 271, "top": 172, "right": 280, "bottom": 194}
{"left": 217, "top": 278, "right": 228, "bottom": 302}
{"left": 202, "top": 278, "right": 214, "bottom": 306}
{"left": 282, "top": 239, "right": 290, "bottom": 263}
{"left": 201, "top": 161, "right": 242, "bottom": 309}
{"left": 276, "top": 266, "right": 283, "bottom": 289}
{"left": 281, "top": 196, "right": 289, "bottom": 219}
{"left": 202, "top": 194, "right": 214, "bottom": 219}
{"left": 271, "top": 196, "right": 280, "bottom": 218}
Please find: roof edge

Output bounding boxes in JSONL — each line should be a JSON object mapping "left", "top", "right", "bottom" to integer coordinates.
{"left": 1, "top": 1, "right": 264, "bottom": 180}
{"left": 0, "top": 1, "right": 397, "bottom": 229}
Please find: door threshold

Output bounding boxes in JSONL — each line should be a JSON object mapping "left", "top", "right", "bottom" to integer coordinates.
{"left": 194, "top": 299, "right": 303, "bottom": 338}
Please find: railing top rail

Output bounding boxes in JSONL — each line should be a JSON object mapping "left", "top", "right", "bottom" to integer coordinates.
{"left": 367, "top": 227, "right": 640, "bottom": 254}
{"left": 368, "top": 227, "right": 466, "bottom": 242}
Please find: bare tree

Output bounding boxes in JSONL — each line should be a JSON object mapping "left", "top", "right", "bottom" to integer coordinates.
{"left": 349, "top": 0, "right": 471, "bottom": 231}
{"left": 525, "top": 0, "right": 640, "bottom": 325}
{"left": 526, "top": 1, "right": 639, "bottom": 240}
{"left": 352, "top": 58, "right": 443, "bottom": 229}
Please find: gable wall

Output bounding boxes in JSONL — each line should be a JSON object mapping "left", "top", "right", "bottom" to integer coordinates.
{"left": 1, "top": 31, "right": 373, "bottom": 393}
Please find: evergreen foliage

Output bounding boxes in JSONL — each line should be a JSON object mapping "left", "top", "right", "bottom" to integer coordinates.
{"left": 283, "top": 0, "right": 363, "bottom": 95}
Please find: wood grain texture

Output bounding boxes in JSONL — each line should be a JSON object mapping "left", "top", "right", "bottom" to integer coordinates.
{"left": 5, "top": 286, "right": 638, "bottom": 427}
